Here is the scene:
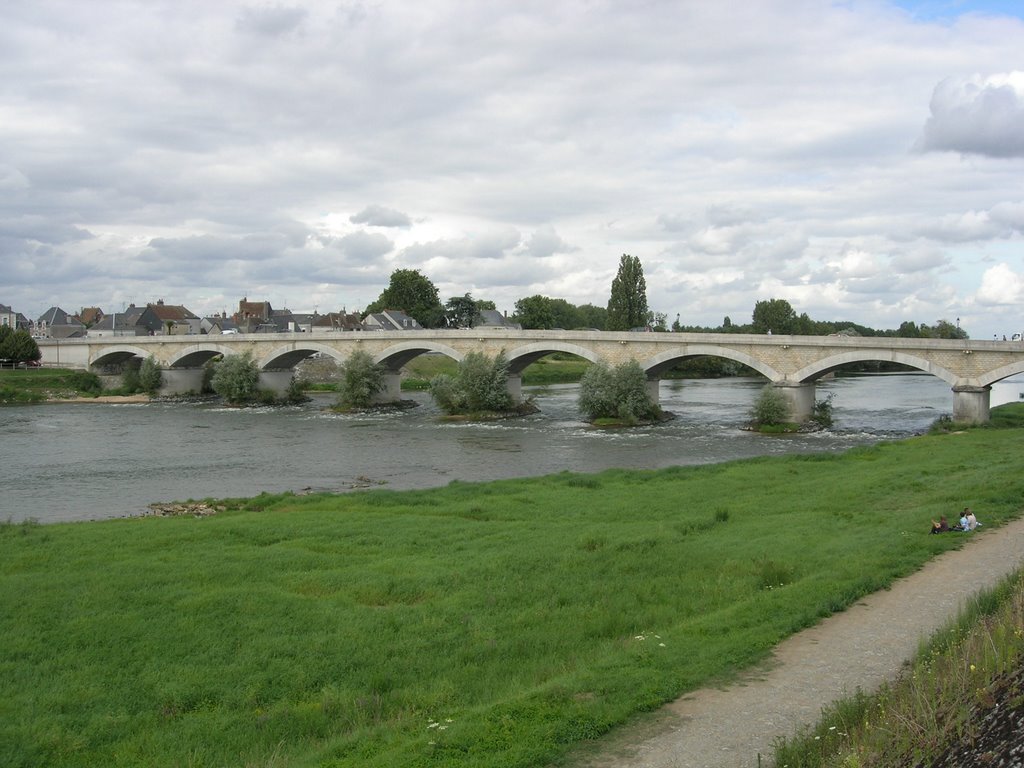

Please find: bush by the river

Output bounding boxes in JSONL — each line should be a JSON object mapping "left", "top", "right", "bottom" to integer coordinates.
{"left": 210, "top": 352, "right": 305, "bottom": 406}
{"left": 210, "top": 352, "right": 261, "bottom": 404}
{"left": 335, "top": 349, "right": 386, "bottom": 409}
{"left": 749, "top": 384, "right": 797, "bottom": 432}
{"left": 429, "top": 350, "right": 517, "bottom": 416}
{"left": 3, "top": 418, "right": 1024, "bottom": 767}
{"left": 578, "top": 358, "right": 662, "bottom": 424}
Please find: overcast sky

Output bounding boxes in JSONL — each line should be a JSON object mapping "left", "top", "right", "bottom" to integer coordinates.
{"left": 2, "top": 0, "right": 1023, "bottom": 338}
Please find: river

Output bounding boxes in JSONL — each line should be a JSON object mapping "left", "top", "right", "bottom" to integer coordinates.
{"left": 2, "top": 373, "right": 1022, "bottom": 524}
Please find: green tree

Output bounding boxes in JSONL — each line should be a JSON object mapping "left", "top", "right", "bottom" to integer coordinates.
{"left": 337, "top": 349, "right": 386, "bottom": 408}
{"left": 0, "top": 328, "right": 40, "bottom": 365}
{"left": 896, "top": 321, "right": 921, "bottom": 338}
{"left": 429, "top": 352, "right": 514, "bottom": 415}
{"left": 648, "top": 311, "right": 668, "bottom": 332}
{"left": 578, "top": 359, "right": 660, "bottom": 424}
{"left": 445, "top": 294, "right": 482, "bottom": 328}
{"left": 138, "top": 355, "right": 163, "bottom": 395}
{"left": 751, "top": 298, "right": 798, "bottom": 334}
{"left": 750, "top": 385, "right": 789, "bottom": 427}
{"left": 926, "top": 319, "right": 968, "bottom": 340}
{"left": 606, "top": 254, "right": 649, "bottom": 331}
{"left": 211, "top": 352, "right": 262, "bottom": 405}
{"left": 365, "top": 269, "right": 445, "bottom": 328}
{"left": 514, "top": 295, "right": 558, "bottom": 329}
{"left": 576, "top": 303, "right": 607, "bottom": 330}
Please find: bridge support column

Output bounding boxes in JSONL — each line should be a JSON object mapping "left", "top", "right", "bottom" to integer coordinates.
{"left": 646, "top": 377, "right": 661, "bottom": 405}
{"left": 161, "top": 368, "right": 206, "bottom": 396}
{"left": 373, "top": 371, "right": 403, "bottom": 403}
{"left": 259, "top": 370, "right": 294, "bottom": 396}
{"left": 773, "top": 381, "right": 815, "bottom": 423}
{"left": 952, "top": 385, "right": 990, "bottom": 424}
{"left": 506, "top": 373, "right": 522, "bottom": 402}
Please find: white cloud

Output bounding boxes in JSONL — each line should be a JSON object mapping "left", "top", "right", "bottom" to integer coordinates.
{"left": 915, "top": 71, "right": 1024, "bottom": 157}
{"left": 1, "top": 1, "right": 1023, "bottom": 338}
{"left": 975, "top": 263, "right": 1024, "bottom": 305}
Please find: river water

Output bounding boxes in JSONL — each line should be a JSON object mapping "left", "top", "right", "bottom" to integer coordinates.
{"left": 3, "top": 373, "right": 1022, "bottom": 524}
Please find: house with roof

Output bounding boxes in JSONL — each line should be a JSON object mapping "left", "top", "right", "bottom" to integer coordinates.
{"left": 201, "top": 314, "right": 239, "bottom": 335}
{"left": 86, "top": 311, "right": 148, "bottom": 338}
{"left": 362, "top": 310, "right": 422, "bottom": 331}
{"left": 313, "top": 311, "right": 363, "bottom": 332}
{"left": 76, "top": 307, "right": 104, "bottom": 328}
{"left": 477, "top": 309, "right": 521, "bottom": 330}
{"left": 0, "top": 303, "right": 18, "bottom": 331}
{"left": 138, "top": 300, "right": 199, "bottom": 335}
{"left": 36, "top": 307, "right": 86, "bottom": 339}
{"left": 233, "top": 297, "right": 275, "bottom": 333}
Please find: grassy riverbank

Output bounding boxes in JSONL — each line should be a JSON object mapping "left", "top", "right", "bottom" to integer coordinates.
{"left": 773, "top": 565, "right": 1024, "bottom": 766}
{"left": 0, "top": 367, "right": 105, "bottom": 403}
{"left": 3, "top": 414, "right": 1024, "bottom": 767}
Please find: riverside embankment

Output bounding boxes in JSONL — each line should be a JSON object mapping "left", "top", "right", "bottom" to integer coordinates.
{"left": 3, "top": 417, "right": 1024, "bottom": 768}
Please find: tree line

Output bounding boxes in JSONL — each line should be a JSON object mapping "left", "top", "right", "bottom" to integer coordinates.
{"left": 365, "top": 258, "right": 969, "bottom": 339}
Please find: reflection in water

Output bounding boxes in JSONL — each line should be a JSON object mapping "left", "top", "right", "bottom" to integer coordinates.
{"left": 2, "top": 373, "right": 1021, "bottom": 524}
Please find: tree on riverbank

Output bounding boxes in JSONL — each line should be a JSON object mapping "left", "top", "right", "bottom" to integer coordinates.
{"left": 0, "top": 327, "right": 40, "bottom": 366}
{"left": 210, "top": 352, "right": 261, "bottom": 405}
{"left": 429, "top": 351, "right": 516, "bottom": 415}
{"left": 578, "top": 359, "right": 662, "bottom": 424}
{"left": 139, "top": 355, "right": 163, "bottom": 395}
{"left": 336, "top": 349, "right": 386, "bottom": 409}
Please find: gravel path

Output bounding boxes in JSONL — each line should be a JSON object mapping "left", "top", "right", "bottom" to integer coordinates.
{"left": 578, "top": 516, "right": 1024, "bottom": 768}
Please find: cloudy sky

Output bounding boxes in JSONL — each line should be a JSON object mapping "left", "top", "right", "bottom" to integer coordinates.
{"left": 2, "top": 1, "right": 1023, "bottom": 338}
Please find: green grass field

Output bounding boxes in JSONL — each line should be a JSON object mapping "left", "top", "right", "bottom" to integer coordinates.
{"left": 0, "top": 367, "right": 103, "bottom": 403}
{"left": 3, "top": 414, "right": 1024, "bottom": 767}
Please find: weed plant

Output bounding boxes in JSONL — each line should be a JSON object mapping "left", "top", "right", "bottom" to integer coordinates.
{"left": 2, "top": 427, "right": 1024, "bottom": 767}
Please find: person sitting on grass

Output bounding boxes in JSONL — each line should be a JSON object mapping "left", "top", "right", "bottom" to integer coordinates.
{"left": 966, "top": 508, "right": 980, "bottom": 531}
{"left": 930, "top": 516, "right": 949, "bottom": 534}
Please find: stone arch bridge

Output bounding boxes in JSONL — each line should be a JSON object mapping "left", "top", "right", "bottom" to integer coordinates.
{"left": 37, "top": 329, "right": 1024, "bottom": 422}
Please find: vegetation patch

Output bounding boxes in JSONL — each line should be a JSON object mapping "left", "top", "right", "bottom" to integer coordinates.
{"left": 772, "top": 567, "right": 1024, "bottom": 767}
{"left": 578, "top": 359, "right": 665, "bottom": 425}
{"left": 3, "top": 424, "right": 1024, "bottom": 767}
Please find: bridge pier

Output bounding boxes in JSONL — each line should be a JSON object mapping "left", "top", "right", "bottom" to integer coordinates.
{"left": 259, "top": 370, "right": 294, "bottom": 395}
{"left": 773, "top": 381, "right": 815, "bottom": 423}
{"left": 646, "top": 377, "right": 661, "bottom": 404}
{"left": 506, "top": 373, "right": 522, "bottom": 402}
{"left": 161, "top": 368, "right": 206, "bottom": 396}
{"left": 952, "top": 385, "right": 991, "bottom": 424}
{"left": 373, "top": 371, "right": 403, "bottom": 403}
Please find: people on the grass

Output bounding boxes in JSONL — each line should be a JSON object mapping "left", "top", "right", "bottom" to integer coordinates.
{"left": 930, "top": 508, "right": 981, "bottom": 534}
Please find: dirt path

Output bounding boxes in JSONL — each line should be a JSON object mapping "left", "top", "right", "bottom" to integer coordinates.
{"left": 576, "top": 517, "right": 1024, "bottom": 768}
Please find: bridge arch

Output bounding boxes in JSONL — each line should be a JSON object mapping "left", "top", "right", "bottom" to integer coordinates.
{"left": 789, "top": 351, "right": 958, "bottom": 385}
{"left": 374, "top": 340, "right": 465, "bottom": 370}
{"left": 168, "top": 344, "right": 238, "bottom": 369}
{"left": 978, "top": 360, "right": 1024, "bottom": 388}
{"left": 257, "top": 343, "right": 348, "bottom": 370}
{"left": 89, "top": 345, "right": 152, "bottom": 369}
{"left": 505, "top": 342, "right": 600, "bottom": 373}
{"left": 641, "top": 345, "right": 782, "bottom": 381}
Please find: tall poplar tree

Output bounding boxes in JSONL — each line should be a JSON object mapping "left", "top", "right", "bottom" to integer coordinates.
{"left": 606, "top": 254, "right": 648, "bottom": 331}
